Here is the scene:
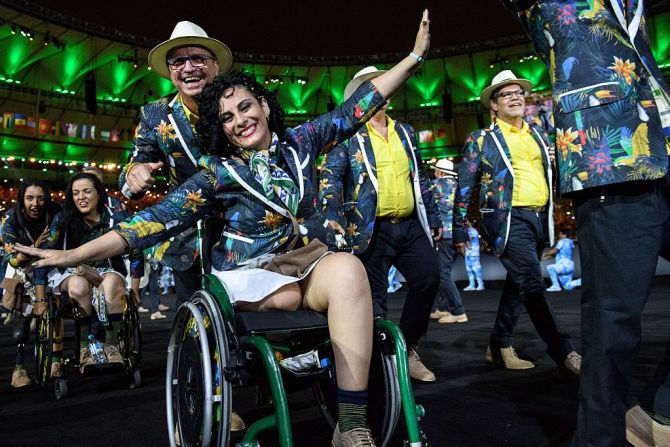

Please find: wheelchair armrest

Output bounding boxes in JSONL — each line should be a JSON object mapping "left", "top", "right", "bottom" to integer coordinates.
{"left": 234, "top": 310, "right": 329, "bottom": 335}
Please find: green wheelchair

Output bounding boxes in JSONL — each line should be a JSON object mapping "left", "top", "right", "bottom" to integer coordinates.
{"left": 166, "top": 273, "right": 428, "bottom": 447}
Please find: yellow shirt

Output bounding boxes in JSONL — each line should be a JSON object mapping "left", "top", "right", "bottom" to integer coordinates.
{"left": 178, "top": 94, "right": 199, "bottom": 130}
{"left": 367, "top": 117, "right": 415, "bottom": 218}
{"left": 497, "top": 119, "right": 549, "bottom": 207}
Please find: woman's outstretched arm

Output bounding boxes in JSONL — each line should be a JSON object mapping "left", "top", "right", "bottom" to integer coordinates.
{"left": 16, "top": 229, "right": 129, "bottom": 269}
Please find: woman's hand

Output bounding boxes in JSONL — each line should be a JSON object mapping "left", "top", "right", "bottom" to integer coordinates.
{"left": 15, "top": 243, "right": 74, "bottom": 268}
{"left": 34, "top": 226, "right": 50, "bottom": 248}
{"left": 413, "top": 9, "right": 431, "bottom": 58}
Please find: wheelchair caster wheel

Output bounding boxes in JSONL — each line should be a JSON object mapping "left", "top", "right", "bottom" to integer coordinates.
{"left": 129, "top": 369, "right": 141, "bottom": 389}
{"left": 54, "top": 377, "right": 68, "bottom": 400}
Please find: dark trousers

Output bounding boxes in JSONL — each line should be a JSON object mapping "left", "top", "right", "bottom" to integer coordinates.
{"left": 357, "top": 217, "right": 439, "bottom": 348}
{"left": 572, "top": 181, "right": 668, "bottom": 447}
{"left": 173, "top": 260, "right": 202, "bottom": 308}
{"left": 492, "top": 208, "right": 574, "bottom": 365}
{"left": 435, "top": 238, "right": 465, "bottom": 315}
{"left": 141, "top": 266, "right": 161, "bottom": 313}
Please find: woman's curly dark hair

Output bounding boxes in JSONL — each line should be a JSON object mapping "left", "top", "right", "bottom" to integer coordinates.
{"left": 195, "top": 70, "right": 285, "bottom": 157}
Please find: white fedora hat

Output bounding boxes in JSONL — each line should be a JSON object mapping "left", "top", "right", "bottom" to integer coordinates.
{"left": 344, "top": 66, "right": 387, "bottom": 101}
{"left": 434, "top": 158, "right": 457, "bottom": 176}
{"left": 480, "top": 69, "right": 532, "bottom": 107}
{"left": 148, "top": 21, "right": 233, "bottom": 79}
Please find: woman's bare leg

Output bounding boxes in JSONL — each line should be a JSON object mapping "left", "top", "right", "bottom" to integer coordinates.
{"left": 61, "top": 276, "right": 93, "bottom": 316}
{"left": 236, "top": 282, "right": 302, "bottom": 312}
{"left": 99, "top": 273, "right": 126, "bottom": 314}
{"left": 301, "top": 253, "right": 373, "bottom": 391}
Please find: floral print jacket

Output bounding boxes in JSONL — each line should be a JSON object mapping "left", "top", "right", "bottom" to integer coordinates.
{"left": 118, "top": 94, "right": 204, "bottom": 270}
{"left": 319, "top": 120, "right": 440, "bottom": 254}
{"left": 113, "top": 81, "right": 386, "bottom": 271}
{"left": 454, "top": 121, "right": 555, "bottom": 256}
{"left": 503, "top": 0, "right": 670, "bottom": 195}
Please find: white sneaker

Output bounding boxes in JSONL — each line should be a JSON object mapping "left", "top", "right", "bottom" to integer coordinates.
{"left": 546, "top": 285, "right": 562, "bottom": 292}
{"left": 150, "top": 311, "right": 167, "bottom": 320}
{"left": 158, "top": 304, "right": 170, "bottom": 311}
{"left": 463, "top": 285, "right": 475, "bottom": 291}
{"left": 476, "top": 285, "right": 485, "bottom": 291}
{"left": 137, "top": 306, "right": 149, "bottom": 313}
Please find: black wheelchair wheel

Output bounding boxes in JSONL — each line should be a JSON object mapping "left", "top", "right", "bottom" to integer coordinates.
{"left": 119, "top": 299, "right": 142, "bottom": 370}
{"left": 166, "top": 291, "right": 232, "bottom": 447}
{"left": 33, "top": 297, "right": 54, "bottom": 388}
{"left": 313, "top": 327, "right": 401, "bottom": 447}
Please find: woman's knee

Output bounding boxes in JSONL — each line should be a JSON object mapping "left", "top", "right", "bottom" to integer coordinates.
{"left": 64, "top": 277, "right": 92, "bottom": 300}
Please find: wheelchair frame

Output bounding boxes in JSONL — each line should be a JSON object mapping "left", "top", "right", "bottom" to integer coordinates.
{"left": 33, "top": 290, "right": 143, "bottom": 399}
{"left": 166, "top": 273, "right": 426, "bottom": 447}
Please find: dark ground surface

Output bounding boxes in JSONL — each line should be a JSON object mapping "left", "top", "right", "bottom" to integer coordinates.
{"left": 1, "top": 277, "right": 669, "bottom": 447}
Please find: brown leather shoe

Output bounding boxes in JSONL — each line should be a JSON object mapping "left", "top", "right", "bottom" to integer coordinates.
{"left": 231, "top": 410, "right": 245, "bottom": 431}
{"left": 103, "top": 344, "right": 124, "bottom": 364}
{"left": 11, "top": 367, "right": 32, "bottom": 388}
{"left": 438, "top": 313, "right": 468, "bottom": 324}
{"left": 408, "top": 348, "right": 436, "bottom": 382}
{"left": 331, "top": 423, "right": 377, "bottom": 446}
{"left": 626, "top": 405, "right": 670, "bottom": 447}
{"left": 430, "top": 309, "right": 450, "bottom": 320}
{"left": 486, "top": 346, "right": 535, "bottom": 370}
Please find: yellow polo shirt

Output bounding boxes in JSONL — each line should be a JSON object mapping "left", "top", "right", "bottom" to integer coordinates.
{"left": 367, "top": 117, "right": 415, "bottom": 218}
{"left": 497, "top": 119, "right": 549, "bottom": 207}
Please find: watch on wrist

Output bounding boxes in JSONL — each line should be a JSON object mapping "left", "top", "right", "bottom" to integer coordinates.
{"left": 409, "top": 52, "right": 425, "bottom": 64}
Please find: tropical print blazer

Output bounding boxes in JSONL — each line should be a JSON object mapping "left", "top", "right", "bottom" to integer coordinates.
{"left": 119, "top": 94, "right": 205, "bottom": 270}
{"left": 431, "top": 176, "right": 457, "bottom": 239}
{"left": 319, "top": 120, "right": 440, "bottom": 254}
{"left": 35, "top": 205, "right": 144, "bottom": 284}
{"left": 453, "top": 121, "right": 555, "bottom": 256}
{"left": 112, "top": 81, "right": 386, "bottom": 272}
{"left": 504, "top": 0, "right": 670, "bottom": 195}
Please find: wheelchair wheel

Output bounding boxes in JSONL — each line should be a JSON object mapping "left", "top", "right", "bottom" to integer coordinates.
{"left": 119, "top": 299, "right": 142, "bottom": 370}
{"left": 33, "top": 296, "right": 54, "bottom": 388}
{"left": 313, "top": 327, "right": 401, "bottom": 447}
{"left": 166, "top": 290, "right": 232, "bottom": 447}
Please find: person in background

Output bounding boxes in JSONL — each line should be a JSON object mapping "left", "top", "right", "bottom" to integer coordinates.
{"left": 320, "top": 61, "right": 441, "bottom": 383}
{"left": 118, "top": 21, "right": 232, "bottom": 310}
{"left": 1, "top": 180, "right": 60, "bottom": 386}
{"left": 430, "top": 159, "right": 467, "bottom": 324}
{"left": 137, "top": 246, "right": 170, "bottom": 319}
{"left": 454, "top": 70, "right": 580, "bottom": 374}
{"left": 463, "top": 220, "right": 485, "bottom": 292}
{"left": 503, "top": 2, "right": 670, "bottom": 444}
{"left": 542, "top": 229, "right": 581, "bottom": 292}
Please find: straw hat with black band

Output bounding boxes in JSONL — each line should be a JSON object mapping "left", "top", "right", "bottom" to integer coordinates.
{"left": 148, "top": 21, "right": 233, "bottom": 79}
{"left": 480, "top": 69, "right": 532, "bottom": 107}
{"left": 344, "top": 66, "right": 388, "bottom": 101}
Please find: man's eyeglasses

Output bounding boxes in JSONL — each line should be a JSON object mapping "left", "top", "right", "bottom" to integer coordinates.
{"left": 494, "top": 89, "right": 527, "bottom": 100}
{"left": 167, "top": 54, "right": 216, "bottom": 71}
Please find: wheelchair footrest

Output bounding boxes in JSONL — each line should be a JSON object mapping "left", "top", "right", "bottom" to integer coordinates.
{"left": 235, "top": 310, "right": 329, "bottom": 334}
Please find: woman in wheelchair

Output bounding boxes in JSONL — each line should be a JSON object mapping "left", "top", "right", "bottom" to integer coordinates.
{"left": 35, "top": 173, "right": 143, "bottom": 373}
{"left": 2, "top": 180, "right": 60, "bottom": 387}
{"left": 18, "top": 11, "right": 430, "bottom": 446}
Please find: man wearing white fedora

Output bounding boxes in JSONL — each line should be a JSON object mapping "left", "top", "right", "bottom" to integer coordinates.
{"left": 320, "top": 65, "right": 442, "bottom": 382}
{"left": 116, "top": 21, "right": 244, "bottom": 431}
{"left": 118, "top": 21, "right": 233, "bottom": 309}
{"left": 429, "top": 159, "right": 468, "bottom": 324}
{"left": 453, "top": 69, "right": 581, "bottom": 374}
